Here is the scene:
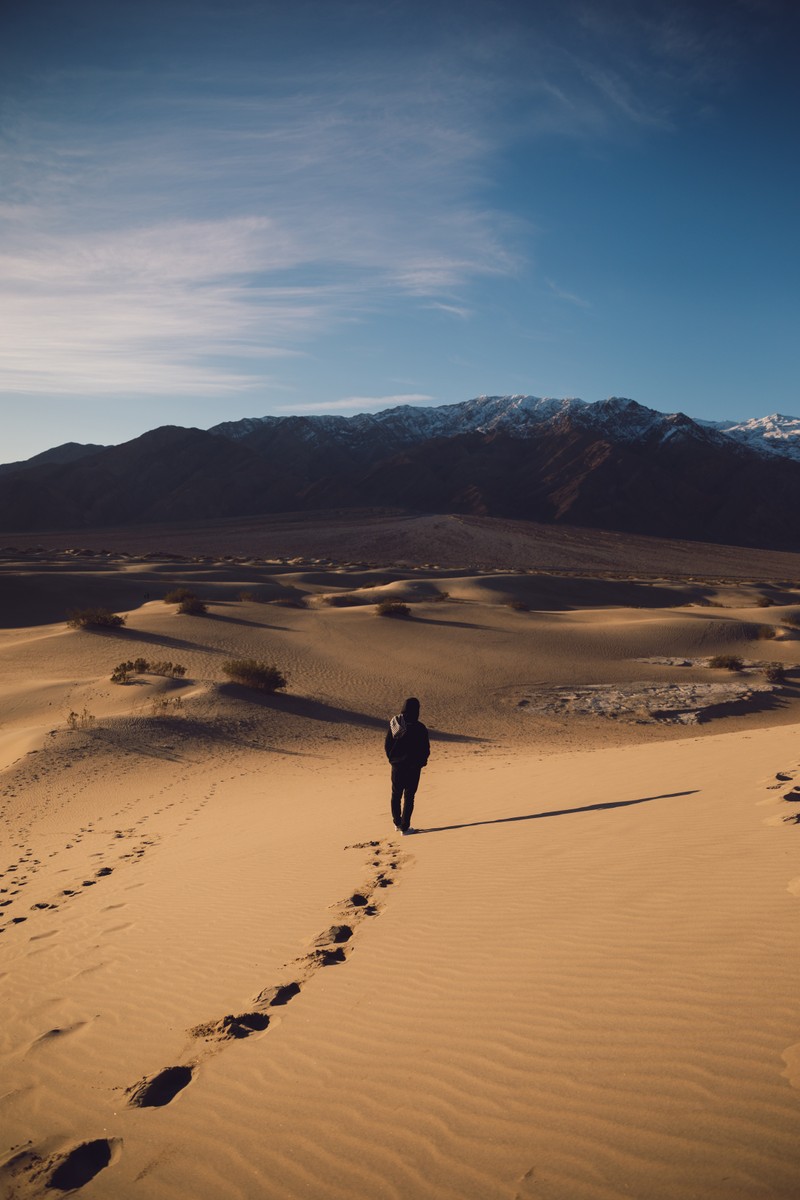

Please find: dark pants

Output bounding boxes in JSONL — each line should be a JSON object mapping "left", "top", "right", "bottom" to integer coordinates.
{"left": 390, "top": 762, "right": 421, "bottom": 830}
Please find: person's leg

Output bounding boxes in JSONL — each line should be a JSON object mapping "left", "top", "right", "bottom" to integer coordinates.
{"left": 390, "top": 764, "right": 405, "bottom": 828}
{"left": 401, "top": 766, "right": 421, "bottom": 830}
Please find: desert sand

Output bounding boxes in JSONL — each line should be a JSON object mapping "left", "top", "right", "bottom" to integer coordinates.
{"left": 1, "top": 543, "right": 799, "bottom": 1198}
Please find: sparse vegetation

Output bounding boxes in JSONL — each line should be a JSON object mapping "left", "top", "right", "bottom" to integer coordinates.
{"left": 756, "top": 596, "right": 774, "bottom": 607}
{"left": 377, "top": 601, "right": 411, "bottom": 618}
{"left": 177, "top": 595, "right": 208, "bottom": 615}
{"left": 433, "top": 590, "right": 450, "bottom": 602}
{"left": 111, "top": 659, "right": 187, "bottom": 684}
{"left": 506, "top": 599, "right": 530, "bottom": 612}
{"left": 164, "top": 587, "right": 194, "bottom": 604}
{"left": 269, "top": 596, "right": 306, "bottom": 608}
{"left": 708, "top": 654, "right": 744, "bottom": 671}
{"left": 67, "top": 607, "right": 126, "bottom": 630}
{"left": 756, "top": 624, "right": 776, "bottom": 640}
{"left": 149, "top": 695, "right": 184, "bottom": 717}
{"left": 324, "top": 593, "right": 370, "bottom": 607}
{"left": 237, "top": 590, "right": 257, "bottom": 602}
{"left": 764, "top": 663, "right": 786, "bottom": 684}
{"left": 66, "top": 707, "right": 96, "bottom": 729}
{"left": 222, "top": 659, "right": 288, "bottom": 692}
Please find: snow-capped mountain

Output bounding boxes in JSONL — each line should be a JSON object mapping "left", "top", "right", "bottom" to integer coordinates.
{"left": 211, "top": 395, "right": 800, "bottom": 460}
{"left": 2, "top": 394, "right": 800, "bottom": 548}
{"left": 701, "top": 414, "right": 800, "bottom": 463}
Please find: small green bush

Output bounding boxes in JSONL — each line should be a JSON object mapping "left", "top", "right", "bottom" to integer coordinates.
{"left": 164, "top": 587, "right": 194, "bottom": 604}
{"left": 708, "top": 654, "right": 744, "bottom": 671}
{"left": 223, "top": 659, "right": 288, "bottom": 692}
{"left": 377, "top": 601, "right": 411, "bottom": 618}
{"left": 67, "top": 607, "right": 126, "bottom": 630}
{"left": 177, "top": 595, "right": 207, "bottom": 615}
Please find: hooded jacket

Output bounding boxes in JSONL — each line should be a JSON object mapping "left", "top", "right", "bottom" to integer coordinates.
{"left": 385, "top": 697, "right": 430, "bottom": 767}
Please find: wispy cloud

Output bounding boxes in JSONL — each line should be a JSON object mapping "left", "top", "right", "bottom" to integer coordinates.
{"left": 277, "top": 394, "right": 435, "bottom": 413}
{"left": 0, "top": 0, "right": 763, "bottom": 400}
{"left": 546, "top": 278, "right": 591, "bottom": 309}
{"left": 0, "top": 62, "right": 515, "bottom": 396}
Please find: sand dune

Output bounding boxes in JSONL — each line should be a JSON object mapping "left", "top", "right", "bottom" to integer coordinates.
{"left": 1, "top": 554, "right": 800, "bottom": 1198}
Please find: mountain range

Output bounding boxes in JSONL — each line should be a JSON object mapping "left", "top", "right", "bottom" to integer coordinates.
{"left": 2, "top": 396, "right": 800, "bottom": 549}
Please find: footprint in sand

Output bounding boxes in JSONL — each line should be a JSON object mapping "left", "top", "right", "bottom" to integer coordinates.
{"left": 255, "top": 981, "right": 302, "bottom": 1007}
{"left": 191, "top": 1011, "right": 270, "bottom": 1041}
{"left": 126, "top": 1065, "right": 194, "bottom": 1108}
{"left": 0, "top": 1138, "right": 120, "bottom": 1194}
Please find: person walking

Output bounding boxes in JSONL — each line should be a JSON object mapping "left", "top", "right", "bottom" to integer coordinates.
{"left": 385, "top": 697, "right": 430, "bottom": 835}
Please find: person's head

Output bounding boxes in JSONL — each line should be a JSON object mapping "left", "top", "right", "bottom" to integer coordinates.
{"left": 402, "top": 697, "right": 420, "bottom": 721}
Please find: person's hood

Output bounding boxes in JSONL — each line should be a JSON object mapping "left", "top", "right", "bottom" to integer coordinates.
{"left": 402, "top": 697, "right": 420, "bottom": 722}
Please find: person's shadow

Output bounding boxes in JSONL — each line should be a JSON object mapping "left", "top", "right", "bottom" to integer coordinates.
{"left": 414, "top": 790, "right": 698, "bottom": 834}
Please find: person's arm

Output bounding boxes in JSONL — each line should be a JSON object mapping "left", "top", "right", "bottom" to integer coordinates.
{"left": 421, "top": 724, "right": 430, "bottom": 766}
{"left": 385, "top": 727, "right": 393, "bottom": 759}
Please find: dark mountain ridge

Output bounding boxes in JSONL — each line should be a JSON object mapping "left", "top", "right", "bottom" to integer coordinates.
{"left": 1, "top": 397, "right": 798, "bottom": 550}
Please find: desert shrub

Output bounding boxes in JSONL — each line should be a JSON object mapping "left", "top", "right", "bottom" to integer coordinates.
{"left": 66, "top": 707, "right": 96, "bottom": 729}
{"left": 708, "top": 654, "right": 744, "bottom": 671}
{"left": 324, "top": 593, "right": 369, "bottom": 607}
{"left": 67, "top": 607, "right": 126, "bottom": 630}
{"left": 237, "top": 590, "right": 257, "bottom": 602}
{"left": 269, "top": 596, "right": 306, "bottom": 608}
{"left": 164, "top": 587, "right": 194, "bottom": 604}
{"left": 111, "top": 658, "right": 186, "bottom": 683}
{"left": 149, "top": 695, "right": 184, "bottom": 717}
{"left": 377, "top": 601, "right": 411, "bottom": 618}
{"left": 223, "top": 659, "right": 288, "bottom": 692}
{"left": 756, "top": 596, "right": 774, "bottom": 607}
{"left": 149, "top": 660, "right": 186, "bottom": 677}
{"left": 433, "top": 590, "right": 450, "bottom": 602}
{"left": 755, "top": 624, "right": 776, "bottom": 640}
{"left": 764, "top": 662, "right": 786, "bottom": 684}
{"left": 506, "top": 599, "right": 530, "bottom": 612}
{"left": 177, "top": 595, "right": 207, "bottom": 615}
{"left": 111, "top": 661, "right": 135, "bottom": 683}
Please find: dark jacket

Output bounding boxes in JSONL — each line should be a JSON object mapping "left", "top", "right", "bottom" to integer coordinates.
{"left": 385, "top": 702, "right": 430, "bottom": 768}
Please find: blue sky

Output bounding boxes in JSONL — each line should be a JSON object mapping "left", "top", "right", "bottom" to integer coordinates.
{"left": 1, "top": 0, "right": 798, "bottom": 461}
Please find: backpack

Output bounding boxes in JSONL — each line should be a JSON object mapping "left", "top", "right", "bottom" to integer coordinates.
{"left": 389, "top": 713, "right": 406, "bottom": 739}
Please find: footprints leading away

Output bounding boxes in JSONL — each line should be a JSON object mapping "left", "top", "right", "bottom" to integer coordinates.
{"left": 6, "top": 838, "right": 408, "bottom": 1195}
{"left": 188, "top": 840, "right": 402, "bottom": 1051}
{"left": 767, "top": 766, "right": 800, "bottom": 826}
{"left": 0, "top": 1137, "right": 121, "bottom": 1197}
{"left": 762, "top": 765, "right": 800, "bottom": 883}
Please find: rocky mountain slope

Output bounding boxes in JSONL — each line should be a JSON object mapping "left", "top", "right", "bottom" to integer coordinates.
{"left": 1, "top": 396, "right": 799, "bottom": 548}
